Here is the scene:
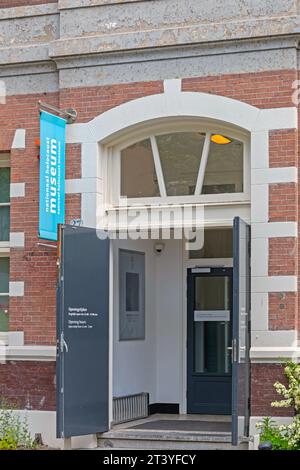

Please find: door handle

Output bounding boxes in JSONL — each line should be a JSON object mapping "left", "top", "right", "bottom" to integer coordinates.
{"left": 232, "top": 338, "right": 237, "bottom": 362}
{"left": 60, "top": 332, "right": 69, "bottom": 353}
{"left": 227, "top": 340, "right": 237, "bottom": 362}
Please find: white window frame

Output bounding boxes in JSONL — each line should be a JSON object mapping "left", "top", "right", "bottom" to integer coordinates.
{"left": 0, "top": 154, "right": 10, "bottom": 250}
{"left": 0, "top": 253, "right": 9, "bottom": 298}
{"left": 106, "top": 120, "right": 250, "bottom": 208}
{"left": 0, "top": 152, "right": 10, "bottom": 331}
{"left": 0, "top": 252, "right": 9, "bottom": 332}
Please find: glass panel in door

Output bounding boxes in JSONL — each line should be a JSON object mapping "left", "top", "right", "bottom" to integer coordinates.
{"left": 193, "top": 276, "right": 232, "bottom": 375}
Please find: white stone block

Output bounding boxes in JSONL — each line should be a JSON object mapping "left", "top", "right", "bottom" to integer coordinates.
{"left": 251, "top": 238, "right": 268, "bottom": 276}
{"left": 252, "top": 167, "right": 297, "bottom": 185}
{"left": 252, "top": 222, "right": 297, "bottom": 238}
{"left": 251, "top": 292, "right": 268, "bottom": 330}
{"left": 9, "top": 281, "right": 24, "bottom": 297}
{"left": 10, "top": 182, "right": 25, "bottom": 198}
{"left": 251, "top": 184, "right": 268, "bottom": 223}
{"left": 252, "top": 276, "right": 297, "bottom": 293}
{"left": 10, "top": 232, "right": 24, "bottom": 248}
{"left": 11, "top": 129, "right": 26, "bottom": 149}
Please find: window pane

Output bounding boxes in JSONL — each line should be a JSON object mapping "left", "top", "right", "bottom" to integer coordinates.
{"left": 194, "top": 276, "right": 231, "bottom": 311}
{"left": 119, "top": 250, "right": 145, "bottom": 341}
{"left": 0, "top": 167, "right": 10, "bottom": 203}
{"left": 0, "top": 258, "right": 9, "bottom": 293}
{"left": 0, "top": 296, "right": 9, "bottom": 332}
{"left": 202, "top": 138, "right": 243, "bottom": 194}
{"left": 0, "top": 206, "right": 10, "bottom": 241}
{"left": 193, "top": 276, "right": 231, "bottom": 374}
{"left": 156, "top": 132, "right": 205, "bottom": 196}
{"left": 189, "top": 228, "right": 233, "bottom": 259}
{"left": 126, "top": 272, "right": 139, "bottom": 311}
{"left": 121, "top": 139, "right": 160, "bottom": 198}
{"left": 194, "top": 321, "right": 231, "bottom": 374}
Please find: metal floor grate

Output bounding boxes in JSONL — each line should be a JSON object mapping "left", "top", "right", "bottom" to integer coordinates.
{"left": 113, "top": 393, "right": 149, "bottom": 424}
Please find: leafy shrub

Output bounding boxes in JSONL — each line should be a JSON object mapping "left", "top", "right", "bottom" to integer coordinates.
{"left": 257, "top": 362, "right": 300, "bottom": 450}
{"left": 271, "top": 361, "right": 300, "bottom": 413}
{"left": 257, "top": 417, "right": 289, "bottom": 450}
{"left": 0, "top": 399, "right": 36, "bottom": 450}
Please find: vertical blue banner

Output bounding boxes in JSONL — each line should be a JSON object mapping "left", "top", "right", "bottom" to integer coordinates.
{"left": 39, "top": 111, "right": 66, "bottom": 241}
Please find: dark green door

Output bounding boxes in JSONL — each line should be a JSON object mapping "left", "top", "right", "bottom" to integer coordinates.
{"left": 187, "top": 267, "right": 233, "bottom": 414}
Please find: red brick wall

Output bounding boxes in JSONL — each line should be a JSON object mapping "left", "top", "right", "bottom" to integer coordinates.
{"left": 65, "top": 193, "right": 81, "bottom": 224}
{"left": 0, "top": 361, "right": 56, "bottom": 411}
{"left": 59, "top": 81, "right": 164, "bottom": 123}
{"left": 269, "top": 292, "right": 297, "bottom": 330}
{"left": 9, "top": 247, "right": 57, "bottom": 344}
{"left": 269, "top": 183, "right": 297, "bottom": 222}
{"left": 0, "top": 92, "right": 81, "bottom": 345}
{"left": 298, "top": 71, "right": 300, "bottom": 337}
{"left": 9, "top": 192, "right": 81, "bottom": 345}
{"left": 269, "top": 237, "right": 297, "bottom": 276}
{"left": 268, "top": 123, "right": 298, "bottom": 335}
{"left": 60, "top": 71, "right": 296, "bottom": 124}
{"left": 65, "top": 144, "right": 81, "bottom": 180}
{"left": 0, "top": 0, "right": 57, "bottom": 7}
{"left": 251, "top": 364, "right": 294, "bottom": 417}
{"left": 182, "top": 70, "right": 297, "bottom": 108}
{"left": 0, "top": 93, "right": 58, "bottom": 345}
{"left": 269, "top": 129, "right": 297, "bottom": 167}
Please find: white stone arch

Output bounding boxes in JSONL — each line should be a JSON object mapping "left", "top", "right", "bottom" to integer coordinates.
{"left": 66, "top": 78, "right": 296, "bottom": 227}
{"left": 65, "top": 78, "right": 298, "bottom": 363}
{"left": 66, "top": 79, "right": 296, "bottom": 146}
{"left": 66, "top": 78, "right": 296, "bottom": 230}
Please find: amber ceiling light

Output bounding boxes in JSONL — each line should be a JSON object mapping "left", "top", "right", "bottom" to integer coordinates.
{"left": 211, "top": 134, "right": 232, "bottom": 145}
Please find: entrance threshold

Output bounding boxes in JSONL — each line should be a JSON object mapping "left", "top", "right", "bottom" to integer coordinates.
{"left": 113, "top": 413, "right": 231, "bottom": 433}
{"left": 97, "top": 414, "right": 247, "bottom": 450}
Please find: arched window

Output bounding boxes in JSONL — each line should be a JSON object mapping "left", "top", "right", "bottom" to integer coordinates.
{"left": 108, "top": 125, "right": 249, "bottom": 206}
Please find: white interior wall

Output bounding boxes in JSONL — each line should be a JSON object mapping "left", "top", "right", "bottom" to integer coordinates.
{"left": 112, "top": 238, "right": 157, "bottom": 403}
{"left": 112, "top": 238, "right": 184, "bottom": 406}
{"left": 155, "top": 239, "right": 183, "bottom": 404}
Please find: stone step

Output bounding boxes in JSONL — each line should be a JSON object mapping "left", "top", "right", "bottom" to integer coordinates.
{"left": 97, "top": 429, "right": 248, "bottom": 450}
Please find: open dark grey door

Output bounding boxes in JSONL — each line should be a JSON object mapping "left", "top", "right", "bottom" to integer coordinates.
{"left": 232, "top": 217, "right": 251, "bottom": 445}
{"left": 57, "top": 225, "right": 110, "bottom": 438}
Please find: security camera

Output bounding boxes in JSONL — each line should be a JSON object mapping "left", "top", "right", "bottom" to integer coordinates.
{"left": 154, "top": 242, "right": 165, "bottom": 254}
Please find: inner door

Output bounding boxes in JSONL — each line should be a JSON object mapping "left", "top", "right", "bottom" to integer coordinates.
{"left": 187, "top": 267, "right": 232, "bottom": 414}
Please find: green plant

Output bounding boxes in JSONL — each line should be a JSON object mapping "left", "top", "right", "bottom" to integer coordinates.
{"left": 257, "top": 362, "right": 300, "bottom": 450}
{"left": 272, "top": 361, "right": 300, "bottom": 413}
{"left": 0, "top": 399, "right": 36, "bottom": 450}
{"left": 256, "top": 417, "right": 289, "bottom": 450}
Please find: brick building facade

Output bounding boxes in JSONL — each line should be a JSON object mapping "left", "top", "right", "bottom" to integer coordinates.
{"left": 0, "top": 0, "right": 299, "bottom": 448}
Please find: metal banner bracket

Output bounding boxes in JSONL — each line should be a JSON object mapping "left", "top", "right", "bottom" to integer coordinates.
{"left": 38, "top": 100, "right": 77, "bottom": 124}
